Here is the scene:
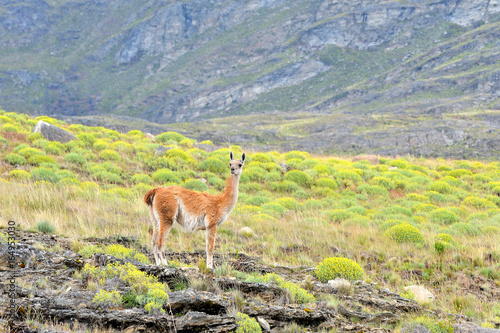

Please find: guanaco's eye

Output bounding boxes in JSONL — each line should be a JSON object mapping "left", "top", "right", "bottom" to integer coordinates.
{"left": 239, "top": 164, "right": 242, "bottom": 167}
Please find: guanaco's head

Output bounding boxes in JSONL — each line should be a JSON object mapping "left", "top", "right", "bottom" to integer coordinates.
{"left": 229, "top": 151, "right": 245, "bottom": 176}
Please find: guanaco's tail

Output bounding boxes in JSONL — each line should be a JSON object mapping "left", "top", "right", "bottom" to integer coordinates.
{"left": 144, "top": 188, "right": 159, "bottom": 206}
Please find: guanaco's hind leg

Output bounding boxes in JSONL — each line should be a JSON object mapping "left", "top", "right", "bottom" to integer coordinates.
{"left": 148, "top": 205, "right": 161, "bottom": 265}
{"left": 156, "top": 216, "right": 173, "bottom": 266}
{"left": 206, "top": 224, "right": 217, "bottom": 270}
{"left": 150, "top": 194, "right": 177, "bottom": 266}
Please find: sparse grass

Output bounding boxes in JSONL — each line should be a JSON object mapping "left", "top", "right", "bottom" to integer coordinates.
{"left": 1, "top": 112, "right": 500, "bottom": 324}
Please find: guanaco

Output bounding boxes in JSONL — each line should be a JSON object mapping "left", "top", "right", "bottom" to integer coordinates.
{"left": 144, "top": 151, "right": 245, "bottom": 268}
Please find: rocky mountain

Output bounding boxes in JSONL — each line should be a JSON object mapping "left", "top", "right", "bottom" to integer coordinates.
{"left": 0, "top": 0, "right": 499, "bottom": 157}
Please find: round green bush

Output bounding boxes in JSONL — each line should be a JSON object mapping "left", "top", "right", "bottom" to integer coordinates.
{"left": 284, "top": 170, "right": 312, "bottom": 187}
{"left": 155, "top": 131, "right": 187, "bottom": 143}
{"left": 440, "top": 176, "right": 463, "bottom": 187}
{"left": 18, "top": 147, "right": 45, "bottom": 159}
{"left": 450, "top": 222, "right": 480, "bottom": 236}
{"left": 245, "top": 195, "right": 271, "bottom": 206}
{"left": 385, "top": 224, "right": 425, "bottom": 244}
{"left": 383, "top": 205, "right": 412, "bottom": 217}
{"left": 250, "top": 153, "right": 273, "bottom": 163}
{"left": 406, "top": 193, "right": 430, "bottom": 203}
{"left": 335, "top": 170, "right": 363, "bottom": 183}
{"left": 270, "top": 180, "right": 300, "bottom": 193}
{"left": 347, "top": 206, "right": 367, "bottom": 215}
{"left": 273, "top": 197, "right": 300, "bottom": 211}
{"left": 5, "top": 153, "right": 26, "bottom": 165}
{"left": 448, "top": 169, "right": 473, "bottom": 178}
{"left": 9, "top": 170, "right": 31, "bottom": 181}
{"left": 327, "top": 209, "right": 354, "bottom": 223}
{"left": 152, "top": 169, "right": 181, "bottom": 184}
{"left": 30, "top": 167, "right": 60, "bottom": 183}
{"left": 36, "top": 220, "right": 56, "bottom": 234}
{"left": 28, "top": 154, "right": 56, "bottom": 166}
{"left": 462, "top": 196, "right": 496, "bottom": 209}
{"left": 430, "top": 208, "right": 460, "bottom": 225}
{"left": 245, "top": 167, "right": 266, "bottom": 182}
{"left": 315, "top": 178, "right": 338, "bottom": 190}
{"left": 296, "top": 159, "right": 319, "bottom": 170}
{"left": 389, "top": 159, "right": 409, "bottom": 169}
{"left": 427, "top": 181, "right": 453, "bottom": 194}
{"left": 370, "top": 177, "right": 395, "bottom": 190}
{"left": 261, "top": 203, "right": 285, "bottom": 216}
{"left": 357, "top": 184, "right": 389, "bottom": 196}
{"left": 44, "top": 142, "right": 65, "bottom": 155}
{"left": 99, "top": 149, "right": 121, "bottom": 161}
{"left": 283, "top": 151, "right": 308, "bottom": 161}
{"left": 94, "top": 171, "right": 123, "bottom": 184}
{"left": 199, "top": 157, "right": 227, "bottom": 175}
{"left": 182, "top": 179, "right": 208, "bottom": 192}
{"left": 435, "top": 233, "right": 458, "bottom": 246}
{"left": 166, "top": 148, "right": 191, "bottom": 161}
{"left": 315, "top": 257, "right": 364, "bottom": 282}
{"left": 132, "top": 173, "right": 152, "bottom": 184}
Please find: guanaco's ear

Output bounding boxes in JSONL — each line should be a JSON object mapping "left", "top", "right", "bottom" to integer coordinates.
{"left": 241, "top": 152, "right": 246, "bottom": 164}
{"left": 230, "top": 151, "right": 234, "bottom": 161}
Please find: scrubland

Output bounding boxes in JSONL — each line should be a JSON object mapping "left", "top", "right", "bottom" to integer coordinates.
{"left": 1, "top": 110, "right": 499, "bottom": 331}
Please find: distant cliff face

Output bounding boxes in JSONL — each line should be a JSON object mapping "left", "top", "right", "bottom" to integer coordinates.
{"left": 0, "top": 0, "right": 499, "bottom": 156}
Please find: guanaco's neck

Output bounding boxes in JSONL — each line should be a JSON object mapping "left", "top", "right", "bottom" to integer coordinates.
{"left": 221, "top": 174, "right": 240, "bottom": 212}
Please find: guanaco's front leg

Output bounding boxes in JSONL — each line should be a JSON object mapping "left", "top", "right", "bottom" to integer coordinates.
{"left": 206, "top": 224, "right": 217, "bottom": 270}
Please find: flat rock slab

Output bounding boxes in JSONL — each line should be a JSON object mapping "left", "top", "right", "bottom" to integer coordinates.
{"left": 33, "top": 120, "right": 77, "bottom": 143}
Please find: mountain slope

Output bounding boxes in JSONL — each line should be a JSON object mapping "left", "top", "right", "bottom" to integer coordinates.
{"left": 0, "top": 0, "right": 499, "bottom": 157}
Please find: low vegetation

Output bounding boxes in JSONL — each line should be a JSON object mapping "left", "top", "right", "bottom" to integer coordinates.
{"left": 1, "top": 111, "right": 500, "bottom": 330}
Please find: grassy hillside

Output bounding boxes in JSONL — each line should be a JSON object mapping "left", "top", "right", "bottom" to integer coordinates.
{"left": 1, "top": 111, "right": 500, "bottom": 330}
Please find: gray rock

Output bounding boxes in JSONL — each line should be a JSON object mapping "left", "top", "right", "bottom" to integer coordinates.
{"left": 32, "top": 121, "right": 77, "bottom": 143}
{"left": 155, "top": 145, "right": 173, "bottom": 156}
{"left": 257, "top": 317, "right": 271, "bottom": 331}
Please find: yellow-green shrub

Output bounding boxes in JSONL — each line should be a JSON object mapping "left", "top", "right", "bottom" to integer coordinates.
{"left": 99, "top": 149, "right": 121, "bottom": 161}
{"left": 131, "top": 173, "right": 152, "bottom": 184}
{"left": 235, "top": 312, "right": 261, "bottom": 333}
{"left": 9, "top": 170, "right": 31, "bottom": 181}
{"left": 92, "top": 290, "right": 123, "bottom": 308}
{"left": 427, "top": 181, "right": 453, "bottom": 194}
{"left": 199, "top": 157, "right": 227, "bottom": 175}
{"left": 152, "top": 169, "right": 181, "bottom": 184}
{"left": 315, "top": 178, "right": 338, "bottom": 190}
{"left": 5, "top": 153, "right": 26, "bottom": 165}
{"left": 272, "top": 197, "right": 300, "bottom": 211}
{"left": 284, "top": 170, "right": 312, "bottom": 187}
{"left": 385, "top": 224, "right": 424, "bottom": 244}
{"left": 462, "top": 196, "right": 496, "bottom": 209}
{"left": 182, "top": 179, "right": 208, "bottom": 192}
{"left": 315, "top": 257, "right": 364, "bottom": 282}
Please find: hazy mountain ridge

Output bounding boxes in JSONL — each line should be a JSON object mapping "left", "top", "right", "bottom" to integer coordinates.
{"left": 0, "top": 0, "right": 499, "bottom": 158}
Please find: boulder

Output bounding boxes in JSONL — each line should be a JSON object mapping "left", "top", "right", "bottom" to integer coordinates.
{"left": 457, "top": 273, "right": 471, "bottom": 289}
{"left": 352, "top": 154, "right": 379, "bottom": 165}
{"left": 327, "top": 278, "right": 351, "bottom": 289}
{"left": 155, "top": 145, "right": 172, "bottom": 156}
{"left": 145, "top": 133, "right": 156, "bottom": 142}
{"left": 33, "top": 120, "right": 77, "bottom": 143}
{"left": 238, "top": 227, "right": 254, "bottom": 238}
{"left": 404, "top": 285, "right": 434, "bottom": 303}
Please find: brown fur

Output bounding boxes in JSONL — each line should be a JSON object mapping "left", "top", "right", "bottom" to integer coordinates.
{"left": 144, "top": 152, "right": 245, "bottom": 268}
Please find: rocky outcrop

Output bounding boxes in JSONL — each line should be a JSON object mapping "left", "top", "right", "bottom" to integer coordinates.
{"left": 1, "top": 231, "right": 498, "bottom": 332}
{"left": 33, "top": 120, "right": 77, "bottom": 143}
